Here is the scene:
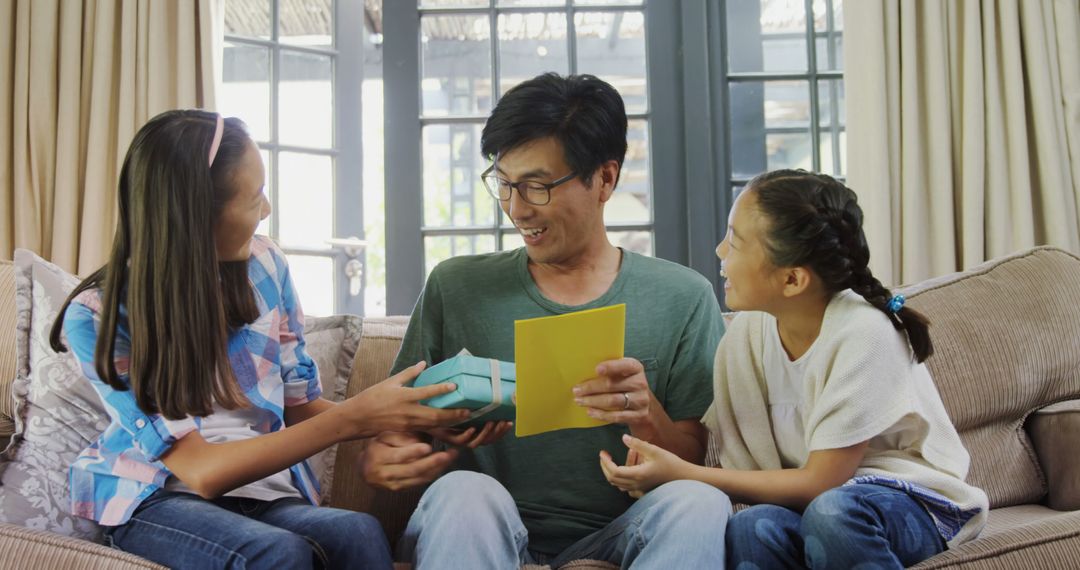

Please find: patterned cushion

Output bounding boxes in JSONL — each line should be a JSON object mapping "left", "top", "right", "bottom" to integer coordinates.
{"left": 0, "top": 250, "right": 102, "bottom": 541}
{"left": 302, "top": 314, "right": 364, "bottom": 505}
{"left": 0, "top": 249, "right": 360, "bottom": 541}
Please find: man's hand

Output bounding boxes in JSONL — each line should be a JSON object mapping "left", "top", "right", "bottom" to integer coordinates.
{"left": 360, "top": 431, "right": 457, "bottom": 491}
{"left": 428, "top": 421, "right": 513, "bottom": 449}
{"left": 599, "top": 434, "right": 694, "bottom": 498}
{"left": 573, "top": 358, "right": 653, "bottom": 427}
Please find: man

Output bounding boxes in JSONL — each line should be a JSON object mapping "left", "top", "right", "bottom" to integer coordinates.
{"left": 362, "top": 73, "right": 729, "bottom": 568}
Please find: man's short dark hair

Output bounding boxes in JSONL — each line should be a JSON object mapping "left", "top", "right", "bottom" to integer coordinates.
{"left": 481, "top": 73, "right": 628, "bottom": 186}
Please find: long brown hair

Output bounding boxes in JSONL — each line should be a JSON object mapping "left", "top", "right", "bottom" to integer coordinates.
{"left": 50, "top": 110, "right": 260, "bottom": 419}
{"left": 748, "top": 169, "right": 934, "bottom": 363}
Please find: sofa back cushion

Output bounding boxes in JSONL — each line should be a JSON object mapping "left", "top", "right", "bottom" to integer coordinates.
{"left": 330, "top": 316, "right": 418, "bottom": 545}
{"left": 1, "top": 261, "right": 16, "bottom": 445}
{"left": 902, "top": 247, "right": 1080, "bottom": 508}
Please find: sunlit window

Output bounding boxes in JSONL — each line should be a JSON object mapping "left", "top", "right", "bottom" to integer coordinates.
{"left": 220, "top": 0, "right": 375, "bottom": 316}
{"left": 726, "top": 0, "right": 845, "bottom": 199}
{"left": 415, "top": 0, "right": 653, "bottom": 276}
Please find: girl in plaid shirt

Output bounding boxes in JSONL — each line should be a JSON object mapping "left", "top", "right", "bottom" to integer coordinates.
{"left": 50, "top": 110, "right": 469, "bottom": 569}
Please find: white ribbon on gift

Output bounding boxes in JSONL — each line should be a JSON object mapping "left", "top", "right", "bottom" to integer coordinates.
{"left": 465, "top": 359, "right": 503, "bottom": 422}
{"left": 454, "top": 349, "right": 504, "bottom": 423}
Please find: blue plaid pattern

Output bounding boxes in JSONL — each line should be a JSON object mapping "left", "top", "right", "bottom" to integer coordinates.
{"left": 64, "top": 236, "right": 322, "bottom": 526}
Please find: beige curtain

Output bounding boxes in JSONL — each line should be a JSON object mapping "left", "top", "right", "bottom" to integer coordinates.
{"left": 845, "top": 0, "right": 1080, "bottom": 286}
{"left": 0, "top": 0, "right": 218, "bottom": 275}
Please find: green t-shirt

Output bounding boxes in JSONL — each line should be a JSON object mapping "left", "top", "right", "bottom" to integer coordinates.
{"left": 392, "top": 247, "right": 723, "bottom": 556}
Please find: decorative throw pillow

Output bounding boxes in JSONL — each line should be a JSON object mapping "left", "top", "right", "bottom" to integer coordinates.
{"left": 0, "top": 249, "right": 362, "bottom": 541}
{"left": 298, "top": 313, "right": 363, "bottom": 505}
{"left": 0, "top": 249, "right": 104, "bottom": 541}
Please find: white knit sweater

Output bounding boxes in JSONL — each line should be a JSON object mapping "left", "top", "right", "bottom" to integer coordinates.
{"left": 704, "top": 290, "right": 989, "bottom": 547}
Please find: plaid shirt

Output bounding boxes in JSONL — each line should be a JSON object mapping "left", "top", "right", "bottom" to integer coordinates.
{"left": 64, "top": 236, "right": 322, "bottom": 526}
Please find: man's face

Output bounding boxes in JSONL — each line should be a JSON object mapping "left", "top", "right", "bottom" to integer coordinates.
{"left": 495, "top": 137, "right": 612, "bottom": 265}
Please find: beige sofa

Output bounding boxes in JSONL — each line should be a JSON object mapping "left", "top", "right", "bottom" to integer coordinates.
{"left": 1, "top": 246, "right": 1079, "bottom": 569}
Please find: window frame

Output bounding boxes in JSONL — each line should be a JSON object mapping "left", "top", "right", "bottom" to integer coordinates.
{"left": 223, "top": 0, "right": 368, "bottom": 315}
{"left": 382, "top": 0, "right": 844, "bottom": 314}
{"left": 384, "top": 1, "right": 657, "bottom": 315}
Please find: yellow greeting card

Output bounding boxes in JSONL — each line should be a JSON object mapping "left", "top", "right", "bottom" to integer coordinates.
{"left": 514, "top": 304, "right": 625, "bottom": 437}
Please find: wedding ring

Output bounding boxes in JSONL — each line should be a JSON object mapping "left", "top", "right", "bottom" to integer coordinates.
{"left": 622, "top": 392, "right": 631, "bottom": 410}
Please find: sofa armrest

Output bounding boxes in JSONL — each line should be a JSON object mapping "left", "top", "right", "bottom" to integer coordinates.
{"left": 0, "top": 522, "right": 165, "bottom": 570}
{"left": 1027, "top": 400, "right": 1080, "bottom": 511}
{"left": 912, "top": 510, "right": 1080, "bottom": 569}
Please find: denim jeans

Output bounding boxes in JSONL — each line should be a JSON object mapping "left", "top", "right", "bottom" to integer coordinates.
{"left": 398, "top": 471, "right": 731, "bottom": 569}
{"left": 726, "top": 484, "right": 946, "bottom": 570}
{"left": 105, "top": 489, "right": 393, "bottom": 569}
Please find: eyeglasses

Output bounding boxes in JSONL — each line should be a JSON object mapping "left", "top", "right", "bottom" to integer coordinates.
{"left": 480, "top": 165, "right": 578, "bottom": 206}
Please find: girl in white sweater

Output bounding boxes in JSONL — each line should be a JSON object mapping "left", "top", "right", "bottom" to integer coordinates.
{"left": 600, "top": 170, "right": 987, "bottom": 568}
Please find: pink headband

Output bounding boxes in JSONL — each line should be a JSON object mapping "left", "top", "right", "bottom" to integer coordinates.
{"left": 208, "top": 114, "right": 224, "bottom": 167}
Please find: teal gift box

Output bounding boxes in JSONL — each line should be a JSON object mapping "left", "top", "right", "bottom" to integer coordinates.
{"left": 412, "top": 354, "right": 516, "bottom": 426}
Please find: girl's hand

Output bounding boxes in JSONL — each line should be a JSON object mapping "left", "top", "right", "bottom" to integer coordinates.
{"left": 428, "top": 421, "right": 514, "bottom": 448}
{"left": 599, "top": 434, "right": 694, "bottom": 498}
{"left": 339, "top": 362, "right": 471, "bottom": 439}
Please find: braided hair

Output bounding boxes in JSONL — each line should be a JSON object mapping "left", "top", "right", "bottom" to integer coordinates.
{"left": 747, "top": 169, "right": 934, "bottom": 363}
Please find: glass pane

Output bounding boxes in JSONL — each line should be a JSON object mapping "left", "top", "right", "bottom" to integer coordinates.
{"left": 224, "top": 0, "right": 271, "bottom": 40}
{"left": 363, "top": 78, "right": 387, "bottom": 316}
{"left": 278, "top": 152, "right": 333, "bottom": 248}
{"left": 729, "top": 81, "right": 810, "bottom": 179}
{"left": 818, "top": 79, "right": 844, "bottom": 175}
{"left": 813, "top": 0, "right": 843, "bottom": 70}
{"left": 819, "top": 130, "right": 847, "bottom": 177}
{"left": 766, "top": 132, "right": 813, "bottom": 172}
{"left": 817, "top": 79, "right": 844, "bottom": 128}
{"left": 607, "top": 119, "right": 650, "bottom": 224}
{"left": 727, "top": 0, "right": 808, "bottom": 73}
{"left": 425, "top": 234, "right": 497, "bottom": 276}
{"left": 221, "top": 42, "right": 271, "bottom": 143}
{"left": 609, "top": 230, "right": 652, "bottom": 256}
{"left": 423, "top": 124, "right": 495, "bottom": 228}
{"left": 420, "top": 0, "right": 488, "bottom": 7}
{"left": 422, "top": 15, "right": 493, "bottom": 117}
{"left": 815, "top": 35, "right": 843, "bottom": 71}
{"left": 814, "top": 0, "right": 843, "bottom": 32}
{"left": 498, "top": 12, "right": 569, "bottom": 96}
{"left": 501, "top": 231, "right": 525, "bottom": 250}
{"left": 575, "top": 11, "right": 647, "bottom": 114}
{"left": 280, "top": 50, "right": 333, "bottom": 148}
{"left": 280, "top": 0, "right": 333, "bottom": 48}
{"left": 256, "top": 149, "right": 272, "bottom": 236}
{"left": 575, "top": 0, "right": 642, "bottom": 5}
{"left": 499, "top": 0, "right": 565, "bottom": 5}
{"left": 286, "top": 255, "right": 335, "bottom": 317}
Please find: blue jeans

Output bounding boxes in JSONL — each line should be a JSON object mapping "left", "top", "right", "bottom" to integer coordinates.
{"left": 399, "top": 471, "right": 731, "bottom": 569}
{"left": 726, "top": 484, "right": 946, "bottom": 569}
{"left": 106, "top": 489, "right": 393, "bottom": 569}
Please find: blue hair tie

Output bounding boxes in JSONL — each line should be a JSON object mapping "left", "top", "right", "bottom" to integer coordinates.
{"left": 886, "top": 294, "right": 905, "bottom": 314}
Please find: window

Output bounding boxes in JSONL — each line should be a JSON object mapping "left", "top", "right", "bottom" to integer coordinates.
{"left": 383, "top": 0, "right": 651, "bottom": 314}
{"left": 725, "top": 0, "right": 845, "bottom": 197}
{"left": 220, "top": 0, "right": 370, "bottom": 316}
{"left": 218, "top": 1, "right": 845, "bottom": 316}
